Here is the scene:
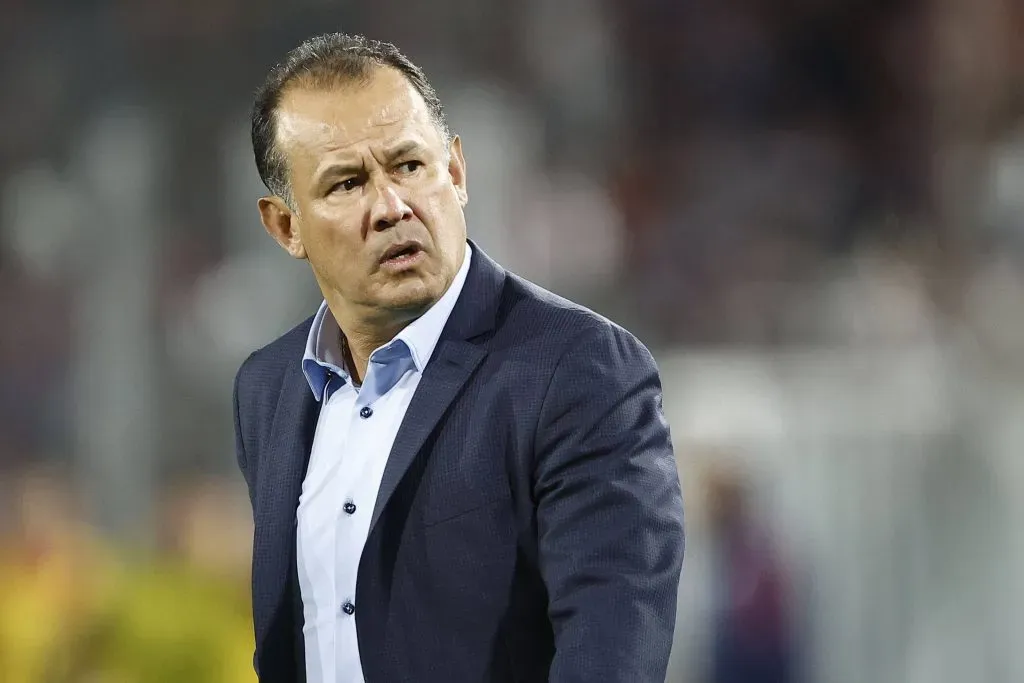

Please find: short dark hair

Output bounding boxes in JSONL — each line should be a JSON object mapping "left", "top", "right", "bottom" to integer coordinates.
{"left": 251, "top": 33, "right": 450, "bottom": 202}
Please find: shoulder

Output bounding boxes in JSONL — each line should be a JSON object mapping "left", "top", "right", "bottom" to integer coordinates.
{"left": 234, "top": 314, "right": 315, "bottom": 398}
{"left": 495, "top": 271, "right": 654, "bottom": 367}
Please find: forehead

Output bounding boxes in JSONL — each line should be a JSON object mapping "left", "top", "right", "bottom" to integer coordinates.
{"left": 275, "top": 67, "right": 439, "bottom": 161}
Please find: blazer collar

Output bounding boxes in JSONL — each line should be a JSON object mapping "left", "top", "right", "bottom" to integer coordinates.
{"left": 435, "top": 238, "right": 505, "bottom": 345}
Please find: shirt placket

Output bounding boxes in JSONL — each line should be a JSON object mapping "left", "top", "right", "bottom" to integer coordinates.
{"left": 333, "top": 362, "right": 383, "bottom": 679}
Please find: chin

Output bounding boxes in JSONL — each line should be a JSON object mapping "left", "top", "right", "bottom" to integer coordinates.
{"left": 379, "top": 279, "right": 441, "bottom": 313}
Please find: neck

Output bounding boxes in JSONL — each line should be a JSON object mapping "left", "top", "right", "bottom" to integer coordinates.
{"left": 330, "top": 296, "right": 428, "bottom": 383}
{"left": 341, "top": 321, "right": 406, "bottom": 384}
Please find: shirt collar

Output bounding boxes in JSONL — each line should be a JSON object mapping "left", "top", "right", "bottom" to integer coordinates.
{"left": 301, "top": 243, "right": 473, "bottom": 400}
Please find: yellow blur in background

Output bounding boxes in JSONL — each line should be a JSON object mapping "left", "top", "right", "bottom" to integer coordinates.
{"left": 0, "top": 472, "right": 256, "bottom": 683}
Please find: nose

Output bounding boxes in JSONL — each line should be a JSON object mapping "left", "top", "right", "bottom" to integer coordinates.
{"left": 369, "top": 182, "right": 413, "bottom": 231}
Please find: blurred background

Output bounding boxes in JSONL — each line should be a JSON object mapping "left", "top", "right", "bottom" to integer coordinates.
{"left": 1, "top": 0, "right": 1022, "bottom": 681}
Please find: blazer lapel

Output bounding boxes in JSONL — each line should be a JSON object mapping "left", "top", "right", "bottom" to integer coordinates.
{"left": 252, "top": 360, "right": 318, "bottom": 646}
{"left": 369, "top": 340, "right": 486, "bottom": 533}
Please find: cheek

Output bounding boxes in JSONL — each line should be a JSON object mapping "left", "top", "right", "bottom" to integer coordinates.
{"left": 304, "top": 210, "right": 359, "bottom": 250}
{"left": 420, "top": 180, "right": 463, "bottom": 225}
{"left": 418, "top": 198, "right": 460, "bottom": 252}
{"left": 303, "top": 217, "right": 364, "bottom": 278}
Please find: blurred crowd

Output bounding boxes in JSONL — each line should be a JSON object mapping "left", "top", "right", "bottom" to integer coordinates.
{"left": 1, "top": 0, "right": 1022, "bottom": 681}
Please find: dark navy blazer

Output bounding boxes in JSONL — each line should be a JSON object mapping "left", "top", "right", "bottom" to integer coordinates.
{"left": 233, "top": 244, "right": 685, "bottom": 682}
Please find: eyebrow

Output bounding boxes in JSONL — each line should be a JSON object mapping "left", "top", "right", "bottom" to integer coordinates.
{"left": 312, "top": 140, "right": 426, "bottom": 184}
{"left": 314, "top": 161, "right": 364, "bottom": 184}
{"left": 381, "top": 140, "right": 424, "bottom": 162}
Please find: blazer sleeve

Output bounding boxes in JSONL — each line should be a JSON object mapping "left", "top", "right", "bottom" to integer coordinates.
{"left": 232, "top": 353, "right": 261, "bottom": 679}
{"left": 533, "top": 323, "right": 685, "bottom": 683}
{"left": 233, "top": 353, "right": 258, "bottom": 511}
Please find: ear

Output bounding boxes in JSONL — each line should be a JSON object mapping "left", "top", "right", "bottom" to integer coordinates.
{"left": 258, "top": 196, "right": 306, "bottom": 259}
{"left": 447, "top": 135, "right": 468, "bottom": 207}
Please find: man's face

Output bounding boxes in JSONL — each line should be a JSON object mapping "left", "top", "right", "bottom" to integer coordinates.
{"left": 260, "top": 67, "right": 468, "bottom": 326}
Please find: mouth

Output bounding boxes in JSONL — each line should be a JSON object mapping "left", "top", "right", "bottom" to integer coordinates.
{"left": 379, "top": 241, "right": 426, "bottom": 268}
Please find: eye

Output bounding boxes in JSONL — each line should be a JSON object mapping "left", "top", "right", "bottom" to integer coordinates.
{"left": 396, "top": 160, "right": 424, "bottom": 175}
{"left": 328, "top": 177, "right": 363, "bottom": 195}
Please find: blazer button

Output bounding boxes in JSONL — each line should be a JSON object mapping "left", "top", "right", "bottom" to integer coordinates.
{"left": 359, "top": 405, "right": 373, "bottom": 419}
{"left": 343, "top": 502, "right": 357, "bottom": 515}
{"left": 341, "top": 602, "right": 355, "bottom": 616}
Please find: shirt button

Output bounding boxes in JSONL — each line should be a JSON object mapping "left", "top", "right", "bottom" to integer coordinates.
{"left": 341, "top": 602, "right": 355, "bottom": 616}
{"left": 343, "top": 502, "right": 357, "bottom": 515}
{"left": 359, "top": 405, "right": 373, "bottom": 419}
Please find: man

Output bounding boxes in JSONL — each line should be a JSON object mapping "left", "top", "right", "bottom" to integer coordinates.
{"left": 233, "top": 32, "right": 684, "bottom": 683}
